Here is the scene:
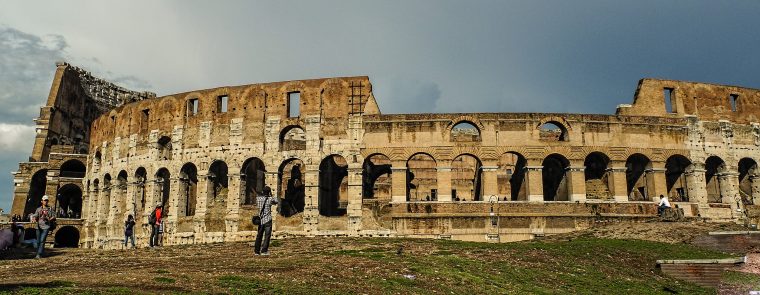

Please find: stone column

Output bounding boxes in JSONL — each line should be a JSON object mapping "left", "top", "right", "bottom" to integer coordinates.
{"left": 125, "top": 177, "right": 137, "bottom": 218}
{"left": 194, "top": 172, "right": 209, "bottom": 243}
{"left": 436, "top": 166, "right": 452, "bottom": 202}
{"left": 391, "top": 166, "right": 408, "bottom": 203}
{"left": 751, "top": 175, "right": 760, "bottom": 205}
{"left": 481, "top": 166, "right": 499, "bottom": 200}
{"left": 347, "top": 165, "right": 363, "bottom": 234}
{"left": 225, "top": 173, "right": 241, "bottom": 237}
{"left": 303, "top": 165, "right": 320, "bottom": 235}
{"left": 566, "top": 166, "right": 586, "bottom": 202}
{"left": 685, "top": 164, "right": 708, "bottom": 206}
{"left": 646, "top": 166, "right": 667, "bottom": 203}
{"left": 525, "top": 165, "right": 543, "bottom": 202}
{"left": 105, "top": 186, "right": 116, "bottom": 241}
{"left": 719, "top": 172, "right": 740, "bottom": 209}
{"left": 607, "top": 165, "right": 628, "bottom": 202}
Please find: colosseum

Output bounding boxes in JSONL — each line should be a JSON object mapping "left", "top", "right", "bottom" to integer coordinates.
{"left": 9, "top": 62, "right": 760, "bottom": 249}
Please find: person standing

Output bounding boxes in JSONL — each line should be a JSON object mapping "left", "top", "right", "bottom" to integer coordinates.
{"left": 124, "top": 214, "right": 136, "bottom": 249}
{"left": 32, "top": 195, "right": 56, "bottom": 258}
{"left": 149, "top": 202, "right": 163, "bottom": 247}
{"left": 254, "top": 186, "right": 278, "bottom": 255}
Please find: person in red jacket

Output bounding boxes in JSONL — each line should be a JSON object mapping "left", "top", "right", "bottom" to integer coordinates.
{"left": 149, "top": 202, "right": 163, "bottom": 247}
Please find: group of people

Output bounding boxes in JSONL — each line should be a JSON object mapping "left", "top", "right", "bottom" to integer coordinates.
{"left": 119, "top": 185, "right": 277, "bottom": 255}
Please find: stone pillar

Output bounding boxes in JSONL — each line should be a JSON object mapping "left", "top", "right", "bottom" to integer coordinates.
{"left": 225, "top": 173, "right": 241, "bottom": 236}
{"left": 303, "top": 165, "right": 320, "bottom": 235}
{"left": 686, "top": 164, "right": 708, "bottom": 206}
{"left": 347, "top": 165, "right": 363, "bottom": 234}
{"left": 525, "top": 166, "right": 543, "bottom": 202}
{"left": 436, "top": 166, "right": 452, "bottom": 202}
{"left": 391, "top": 166, "right": 407, "bottom": 203}
{"left": 719, "top": 172, "right": 740, "bottom": 209}
{"left": 194, "top": 172, "right": 209, "bottom": 243}
{"left": 566, "top": 166, "right": 586, "bottom": 202}
{"left": 481, "top": 166, "right": 499, "bottom": 200}
{"left": 126, "top": 176, "right": 137, "bottom": 218}
{"left": 646, "top": 164, "right": 667, "bottom": 203}
{"left": 105, "top": 186, "right": 116, "bottom": 240}
{"left": 607, "top": 165, "right": 628, "bottom": 202}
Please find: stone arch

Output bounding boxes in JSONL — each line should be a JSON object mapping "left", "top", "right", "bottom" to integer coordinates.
{"left": 58, "top": 184, "right": 82, "bottom": 219}
{"left": 241, "top": 157, "right": 266, "bottom": 206}
{"left": 60, "top": 159, "right": 86, "bottom": 178}
{"left": 278, "top": 158, "right": 305, "bottom": 217}
{"left": 739, "top": 158, "right": 759, "bottom": 205}
{"left": 93, "top": 150, "right": 102, "bottom": 168}
{"left": 450, "top": 121, "right": 482, "bottom": 142}
{"left": 24, "top": 169, "right": 48, "bottom": 217}
{"left": 537, "top": 116, "right": 571, "bottom": 141}
{"left": 101, "top": 173, "right": 112, "bottom": 222}
{"left": 179, "top": 162, "right": 198, "bottom": 217}
{"left": 319, "top": 154, "right": 348, "bottom": 217}
{"left": 134, "top": 167, "right": 147, "bottom": 217}
{"left": 542, "top": 153, "right": 570, "bottom": 201}
{"left": 206, "top": 160, "right": 229, "bottom": 232}
{"left": 115, "top": 171, "right": 128, "bottom": 225}
{"left": 154, "top": 168, "right": 171, "bottom": 208}
{"left": 626, "top": 153, "right": 653, "bottom": 201}
{"left": 451, "top": 154, "right": 483, "bottom": 201}
{"left": 498, "top": 152, "right": 527, "bottom": 201}
{"left": 406, "top": 153, "right": 437, "bottom": 202}
{"left": 705, "top": 156, "right": 727, "bottom": 203}
{"left": 362, "top": 153, "right": 392, "bottom": 200}
{"left": 157, "top": 136, "right": 172, "bottom": 161}
{"left": 238, "top": 86, "right": 268, "bottom": 115}
{"left": 665, "top": 155, "right": 692, "bottom": 202}
{"left": 584, "top": 152, "right": 611, "bottom": 199}
{"left": 54, "top": 226, "right": 79, "bottom": 248}
{"left": 280, "top": 125, "right": 306, "bottom": 151}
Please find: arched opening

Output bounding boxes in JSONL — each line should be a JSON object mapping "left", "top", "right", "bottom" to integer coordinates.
{"left": 584, "top": 152, "right": 611, "bottom": 199}
{"left": 406, "top": 153, "right": 437, "bottom": 202}
{"left": 116, "top": 170, "right": 128, "bottom": 218}
{"left": 179, "top": 163, "right": 198, "bottom": 217}
{"left": 208, "top": 161, "right": 229, "bottom": 202}
{"left": 155, "top": 168, "right": 171, "bottom": 208}
{"left": 91, "top": 179, "right": 100, "bottom": 221}
{"left": 93, "top": 151, "right": 102, "bottom": 168}
{"left": 54, "top": 226, "right": 79, "bottom": 248}
{"left": 59, "top": 159, "right": 86, "bottom": 178}
{"left": 705, "top": 156, "right": 727, "bottom": 203}
{"left": 451, "top": 154, "right": 483, "bottom": 201}
{"left": 539, "top": 122, "right": 568, "bottom": 141}
{"left": 739, "top": 158, "right": 758, "bottom": 205}
{"left": 319, "top": 155, "right": 348, "bottom": 217}
{"left": 498, "top": 152, "right": 527, "bottom": 201}
{"left": 280, "top": 126, "right": 306, "bottom": 151}
{"left": 24, "top": 169, "right": 48, "bottom": 218}
{"left": 50, "top": 137, "right": 59, "bottom": 146}
{"left": 542, "top": 154, "right": 570, "bottom": 201}
{"left": 134, "top": 167, "right": 147, "bottom": 217}
{"left": 157, "top": 136, "right": 172, "bottom": 161}
{"left": 278, "top": 158, "right": 305, "bottom": 217}
{"left": 451, "top": 121, "right": 481, "bottom": 142}
{"left": 665, "top": 155, "right": 692, "bottom": 202}
{"left": 626, "top": 154, "right": 652, "bottom": 201}
{"left": 57, "top": 184, "right": 82, "bottom": 219}
{"left": 101, "top": 174, "right": 112, "bottom": 221}
{"left": 362, "top": 154, "right": 392, "bottom": 200}
{"left": 241, "top": 158, "right": 266, "bottom": 206}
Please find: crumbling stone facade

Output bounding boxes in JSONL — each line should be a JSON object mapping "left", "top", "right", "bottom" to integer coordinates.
{"left": 10, "top": 64, "right": 760, "bottom": 248}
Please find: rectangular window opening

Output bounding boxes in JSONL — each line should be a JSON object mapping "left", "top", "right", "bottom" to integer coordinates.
{"left": 663, "top": 88, "right": 675, "bottom": 113}
{"left": 288, "top": 92, "right": 300, "bottom": 118}
{"left": 730, "top": 94, "right": 739, "bottom": 112}
{"left": 141, "top": 109, "right": 150, "bottom": 130}
{"left": 217, "top": 95, "right": 228, "bottom": 113}
{"left": 188, "top": 98, "right": 199, "bottom": 116}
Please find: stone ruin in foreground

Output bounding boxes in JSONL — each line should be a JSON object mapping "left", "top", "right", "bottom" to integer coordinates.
{"left": 9, "top": 62, "right": 760, "bottom": 249}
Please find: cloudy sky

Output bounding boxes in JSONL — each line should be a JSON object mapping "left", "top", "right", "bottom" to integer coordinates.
{"left": 1, "top": 1, "right": 759, "bottom": 212}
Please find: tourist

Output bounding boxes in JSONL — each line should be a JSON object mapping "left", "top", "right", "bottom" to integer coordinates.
{"left": 254, "top": 186, "right": 278, "bottom": 256}
{"left": 32, "top": 195, "right": 56, "bottom": 258}
{"left": 149, "top": 202, "right": 163, "bottom": 247}
{"left": 657, "top": 194, "right": 671, "bottom": 216}
{"left": 124, "top": 214, "right": 136, "bottom": 249}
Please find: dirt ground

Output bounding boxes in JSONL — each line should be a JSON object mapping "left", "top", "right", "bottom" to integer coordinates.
{"left": 544, "top": 219, "right": 747, "bottom": 243}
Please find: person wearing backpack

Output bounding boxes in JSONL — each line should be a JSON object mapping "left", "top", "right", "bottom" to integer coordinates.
{"left": 254, "top": 186, "right": 278, "bottom": 256}
{"left": 149, "top": 202, "right": 163, "bottom": 247}
{"left": 124, "top": 214, "right": 136, "bottom": 249}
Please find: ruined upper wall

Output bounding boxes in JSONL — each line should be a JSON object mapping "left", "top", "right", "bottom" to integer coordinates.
{"left": 617, "top": 78, "right": 760, "bottom": 124}
{"left": 29, "top": 63, "right": 155, "bottom": 161}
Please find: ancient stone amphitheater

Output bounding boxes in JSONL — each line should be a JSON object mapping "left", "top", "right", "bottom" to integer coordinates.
{"left": 9, "top": 63, "right": 760, "bottom": 249}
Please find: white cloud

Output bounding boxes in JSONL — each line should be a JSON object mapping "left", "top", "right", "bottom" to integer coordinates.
{"left": 0, "top": 123, "right": 35, "bottom": 153}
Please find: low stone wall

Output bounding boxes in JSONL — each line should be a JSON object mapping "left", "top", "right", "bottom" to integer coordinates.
{"left": 657, "top": 257, "right": 745, "bottom": 287}
{"left": 691, "top": 231, "right": 760, "bottom": 254}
